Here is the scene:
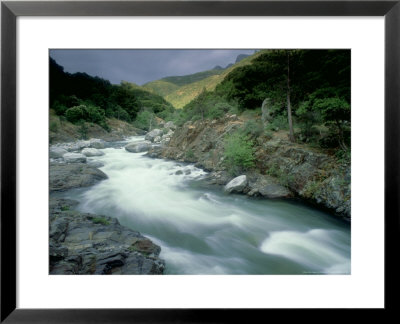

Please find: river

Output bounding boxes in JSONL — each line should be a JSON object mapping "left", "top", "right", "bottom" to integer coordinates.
{"left": 58, "top": 136, "right": 351, "bottom": 275}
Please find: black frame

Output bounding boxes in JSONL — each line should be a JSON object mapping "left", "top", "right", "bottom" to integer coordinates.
{"left": 1, "top": 1, "right": 399, "bottom": 322}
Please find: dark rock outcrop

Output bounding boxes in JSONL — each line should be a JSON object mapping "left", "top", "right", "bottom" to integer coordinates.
{"left": 49, "top": 198, "right": 165, "bottom": 275}
{"left": 50, "top": 163, "right": 108, "bottom": 192}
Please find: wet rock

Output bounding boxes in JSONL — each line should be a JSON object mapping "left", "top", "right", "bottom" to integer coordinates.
{"left": 63, "top": 152, "right": 87, "bottom": 163}
{"left": 81, "top": 148, "right": 105, "bottom": 157}
{"left": 50, "top": 147, "right": 68, "bottom": 159}
{"left": 224, "top": 175, "right": 248, "bottom": 193}
{"left": 89, "top": 138, "right": 106, "bottom": 149}
{"left": 125, "top": 141, "right": 151, "bottom": 153}
{"left": 50, "top": 163, "right": 107, "bottom": 192}
{"left": 145, "top": 129, "right": 163, "bottom": 142}
{"left": 87, "top": 160, "right": 105, "bottom": 168}
{"left": 259, "top": 184, "right": 292, "bottom": 199}
{"left": 49, "top": 198, "right": 165, "bottom": 275}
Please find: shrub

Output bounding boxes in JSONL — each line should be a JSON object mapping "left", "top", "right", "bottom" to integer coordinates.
{"left": 185, "top": 149, "right": 195, "bottom": 160}
{"left": 65, "top": 105, "right": 87, "bottom": 123}
{"left": 77, "top": 120, "right": 88, "bottom": 139}
{"left": 133, "top": 110, "right": 155, "bottom": 130}
{"left": 223, "top": 132, "right": 255, "bottom": 175}
{"left": 240, "top": 119, "right": 263, "bottom": 139}
{"left": 52, "top": 101, "right": 68, "bottom": 115}
{"left": 265, "top": 114, "right": 288, "bottom": 131}
{"left": 85, "top": 104, "right": 105, "bottom": 123}
{"left": 91, "top": 217, "right": 110, "bottom": 226}
{"left": 49, "top": 121, "right": 59, "bottom": 133}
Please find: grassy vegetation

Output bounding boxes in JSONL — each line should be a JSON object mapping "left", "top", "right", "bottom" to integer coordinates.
{"left": 91, "top": 217, "right": 110, "bottom": 226}
{"left": 223, "top": 132, "right": 256, "bottom": 176}
{"left": 144, "top": 51, "right": 264, "bottom": 109}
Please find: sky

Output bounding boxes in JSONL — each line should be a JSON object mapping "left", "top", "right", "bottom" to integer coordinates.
{"left": 49, "top": 49, "right": 256, "bottom": 85}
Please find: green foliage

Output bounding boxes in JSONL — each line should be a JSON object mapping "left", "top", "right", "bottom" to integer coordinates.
{"left": 50, "top": 58, "right": 175, "bottom": 130}
{"left": 265, "top": 115, "right": 289, "bottom": 131}
{"left": 299, "top": 96, "right": 350, "bottom": 149}
{"left": 77, "top": 120, "right": 88, "bottom": 139}
{"left": 335, "top": 148, "right": 351, "bottom": 164}
{"left": 223, "top": 132, "right": 255, "bottom": 175}
{"left": 241, "top": 119, "right": 264, "bottom": 139}
{"left": 302, "top": 181, "right": 321, "bottom": 199}
{"left": 91, "top": 217, "right": 110, "bottom": 226}
{"left": 266, "top": 164, "right": 294, "bottom": 187}
{"left": 65, "top": 105, "right": 87, "bottom": 123}
{"left": 181, "top": 89, "right": 239, "bottom": 123}
{"left": 49, "top": 121, "right": 59, "bottom": 133}
{"left": 133, "top": 109, "right": 156, "bottom": 131}
{"left": 185, "top": 149, "right": 195, "bottom": 160}
{"left": 61, "top": 205, "right": 70, "bottom": 211}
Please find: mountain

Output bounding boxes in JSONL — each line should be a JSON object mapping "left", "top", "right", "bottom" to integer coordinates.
{"left": 143, "top": 51, "right": 265, "bottom": 108}
{"left": 235, "top": 54, "right": 250, "bottom": 63}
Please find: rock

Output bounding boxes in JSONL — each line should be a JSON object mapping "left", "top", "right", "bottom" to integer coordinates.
{"left": 145, "top": 146, "right": 163, "bottom": 158}
{"left": 224, "top": 175, "right": 248, "bottom": 193}
{"left": 125, "top": 141, "right": 151, "bottom": 153}
{"left": 63, "top": 153, "right": 87, "bottom": 163}
{"left": 87, "top": 160, "right": 105, "bottom": 168}
{"left": 50, "top": 147, "right": 68, "bottom": 159}
{"left": 68, "top": 140, "right": 91, "bottom": 152}
{"left": 164, "top": 121, "right": 176, "bottom": 130}
{"left": 204, "top": 171, "right": 232, "bottom": 185}
{"left": 81, "top": 148, "right": 105, "bottom": 157}
{"left": 50, "top": 163, "right": 107, "bottom": 192}
{"left": 259, "top": 184, "right": 292, "bottom": 199}
{"left": 89, "top": 138, "right": 106, "bottom": 149}
{"left": 145, "top": 129, "right": 163, "bottom": 142}
{"left": 49, "top": 198, "right": 165, "bottom": 275}
{"left": 175, "top": 170, "right": 183, "bottom": 175}
{"left": 154, "top": 136, "right": 162, "bottom": 143}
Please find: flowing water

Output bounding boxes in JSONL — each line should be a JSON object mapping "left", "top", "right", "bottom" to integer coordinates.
{"left": 59, "top": 136, "right": 351, "bottom": 275}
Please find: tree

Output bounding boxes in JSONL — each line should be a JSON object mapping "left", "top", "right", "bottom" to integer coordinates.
{"left": 312, "top": 97, "right": 350, "bottom": 150}
{"left": 286, "top": 50, "right": 295, "bottom": 142}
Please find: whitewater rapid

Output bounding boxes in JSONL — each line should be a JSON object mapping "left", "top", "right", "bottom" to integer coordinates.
{"left": 61, "top": 136, "right": 351, "bottom": 275}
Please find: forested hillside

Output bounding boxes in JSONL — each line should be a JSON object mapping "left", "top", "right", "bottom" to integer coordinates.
{"left": 169, "top": 49, "right": 350, "bottom": 153}
{"left": 50, "top": 58, "right": 174, "bottom": 131}
{"left": 143, "top": 52, "right": 262, "bottom": 108}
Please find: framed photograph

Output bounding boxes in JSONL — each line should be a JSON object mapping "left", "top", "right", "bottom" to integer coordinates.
{"left": 1, "top": 0, "right": 398, "bottom": 322}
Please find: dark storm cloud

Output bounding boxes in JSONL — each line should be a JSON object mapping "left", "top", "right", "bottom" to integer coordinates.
{"left": 49, "top": 49, "right": 256, "bottom": 85}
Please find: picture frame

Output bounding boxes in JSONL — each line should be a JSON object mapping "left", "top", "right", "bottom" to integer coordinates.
{"left": 1, "top": 0, "right": 399, "bottom": 322}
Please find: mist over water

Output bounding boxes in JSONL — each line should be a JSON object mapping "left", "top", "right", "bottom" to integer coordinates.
{"left": 61, "top": 136, "right": 351, "bottom": 275}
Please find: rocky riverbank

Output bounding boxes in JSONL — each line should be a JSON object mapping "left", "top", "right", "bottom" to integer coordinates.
{"left": 146, "top": 116, "right": 351, "bottom": 220}
{"left": 49, "top": 138, "right": 165, "bottom": 275}
{"left": 50, "top": 198, "right": 165, "bottom": 274}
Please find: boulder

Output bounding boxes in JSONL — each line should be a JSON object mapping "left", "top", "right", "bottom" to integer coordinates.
{"left": 50, "top": 147, "right": 68, "bottom": 159}
{"left": 224, "top": 175, "right": 248, "bottom": 193}
{"left": 87, "top": 160, "right": 105, "bottom": 168}
{"left": 89, "top": 138, "right": 106, "bottom": 149}
{"left": 259, "top": 184, "right": 292, "bottom": 199}
{"left": 49, "top": 198, "right": 165, "bottom": 275}
{"left": 50, "top": 163, "right": 107, "bottom": 192}
{"left": 164, "top": 121, "right": 176, "bottom": 130}
{"left": 145, "top": 129, "right": 163, "bottom": 142}
{"left": 81, "top": 148, "right": 105, "bottom": 157}
{"left": 68, "top": 140, "right": 91, "bottom": 152}
{"left": 63, "top": 153, "right": 87, "bottom": 163}
{"left": 125, "top": 141, "right": 151, "bottom": 153}
{"left": 154, "top": 136, "right": 162, "bottom": 143}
